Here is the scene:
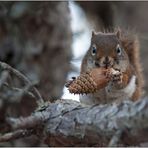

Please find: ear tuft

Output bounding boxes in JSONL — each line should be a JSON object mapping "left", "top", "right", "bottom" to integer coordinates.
{"left": 115, "top": 28, "right": 122, "bottom": 39}
{"left": 92, "top": 30, "right": 96, "bottom": 37}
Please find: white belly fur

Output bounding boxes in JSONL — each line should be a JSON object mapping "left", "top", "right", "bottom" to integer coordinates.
{"left": 106, "top": 75, "right": 136, "bottom": 99}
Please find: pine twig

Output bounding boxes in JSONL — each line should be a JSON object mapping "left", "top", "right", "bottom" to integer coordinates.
{"left": 108, "top": 130, "right": 123, "bottom": 146}
{"left": 0, "top": 61, "right": 44, "bottom": 105}
{"left": 6, "top": 110, "right": 50, "bottom": 130}
{"left": 0, "top": 70, "right": 9, "bottom": 88}
{"left": 0, "top": 129, "right": 34, "bottom": 142}
{"left": 3, "top": 83, "right": 36, "bottom": 101}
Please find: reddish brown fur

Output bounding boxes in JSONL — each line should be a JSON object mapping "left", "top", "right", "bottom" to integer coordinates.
{"left": 121, "top": 65, "right": 134, "bottom": 88}
{"left": 81, "top": 29, "right": 144, "bottom": 101}
{"left": 119, "top": 30, "right": 144, "bottom": 100}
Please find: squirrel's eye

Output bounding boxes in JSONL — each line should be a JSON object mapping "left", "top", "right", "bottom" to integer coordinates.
{"left": 91, "top": 45, "right": 97, "bottom": 56}
{"left": 116, "top": 44, "right": 122, "bottom": 55}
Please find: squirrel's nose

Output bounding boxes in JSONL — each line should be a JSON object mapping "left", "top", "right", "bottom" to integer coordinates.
{"left": 103, "top": 56, "right": 110, "bottom": 65}
{"left": 102, "top": 56, "right": 113, "bottom": 68}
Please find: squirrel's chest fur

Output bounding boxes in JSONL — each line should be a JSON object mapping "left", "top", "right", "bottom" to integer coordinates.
{"left": 79, "top": 75, "right": 136, "bottom": 105}
{"left": 106, "top": 75, "right": 136, "bottom": 100}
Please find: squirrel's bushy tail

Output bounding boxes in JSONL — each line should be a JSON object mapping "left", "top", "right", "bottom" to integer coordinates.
{"left": 119, "top": 29, "right": 144, "bottom": 98}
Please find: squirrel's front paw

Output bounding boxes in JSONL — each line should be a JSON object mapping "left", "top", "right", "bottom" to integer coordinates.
{"left": 111, "top": 72, "right": 123, "bottom": 88}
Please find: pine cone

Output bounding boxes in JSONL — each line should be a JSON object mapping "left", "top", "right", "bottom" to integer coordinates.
{"left": 65, "top": 68, "right": 119, "bottom": 94}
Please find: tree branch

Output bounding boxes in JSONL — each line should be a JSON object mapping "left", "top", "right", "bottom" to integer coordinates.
{"left": 2, "top": 98, "right": 148, "bottom": 146}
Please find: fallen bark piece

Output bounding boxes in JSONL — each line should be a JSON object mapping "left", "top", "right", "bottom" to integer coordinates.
{"left": 65, "top": 68, "right": 120, "bottom": 94}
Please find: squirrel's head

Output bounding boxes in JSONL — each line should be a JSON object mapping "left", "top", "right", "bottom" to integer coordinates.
{"left": 88, "top": 30, "right": 130, "bottom": 72}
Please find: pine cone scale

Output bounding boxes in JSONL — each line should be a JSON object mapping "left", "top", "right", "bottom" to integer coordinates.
{"left": 66, "top": 68, "right": 119, "bottom": 95}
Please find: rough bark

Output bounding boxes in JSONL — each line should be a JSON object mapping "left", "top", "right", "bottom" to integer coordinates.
{"left": 42, "top": 98, "right": 148, "bottom": 146}
{"left": 1, "top": 98, "right": 147, "bottom": 146}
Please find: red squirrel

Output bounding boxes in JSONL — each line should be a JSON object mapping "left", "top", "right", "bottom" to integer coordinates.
{"left": 80, "top": 29, "right": 144, "bottom": 105}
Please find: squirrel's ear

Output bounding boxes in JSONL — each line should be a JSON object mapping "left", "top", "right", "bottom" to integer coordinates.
{"left": 115, "top": 28, "right": 121, "bottom": 39}
{"left": 92, "top": 30, "right": 96, "bottom": 37}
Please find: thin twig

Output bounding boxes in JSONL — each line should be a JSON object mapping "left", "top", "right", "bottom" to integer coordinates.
{"left": 5, "top": 83, "right": 37, "bottom": 103}
{"left": 3, "top": 82, "right": 36, "bottom": 100}
{"left": 0, "top": 61, "right": 44, "bottom": 105}
{"left": 108, "top": 130, "right": 123, "bottom": 147}
{"left": 0, "top": 70, "right": 9, "bottom": 88}
{"left": 6, "top": 111, "right": 50, "bottom": 130}
{"left": 0, "top": 129, "right": 34, "bottom": 142}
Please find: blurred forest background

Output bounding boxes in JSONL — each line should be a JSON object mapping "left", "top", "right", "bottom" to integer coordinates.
{"left": 0, "top": 1, "right": 148, "bottom": 146}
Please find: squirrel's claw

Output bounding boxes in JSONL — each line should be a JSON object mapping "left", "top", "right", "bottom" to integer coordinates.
{"left": 111, "top": 72, "right": 123, "bottom": 85}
